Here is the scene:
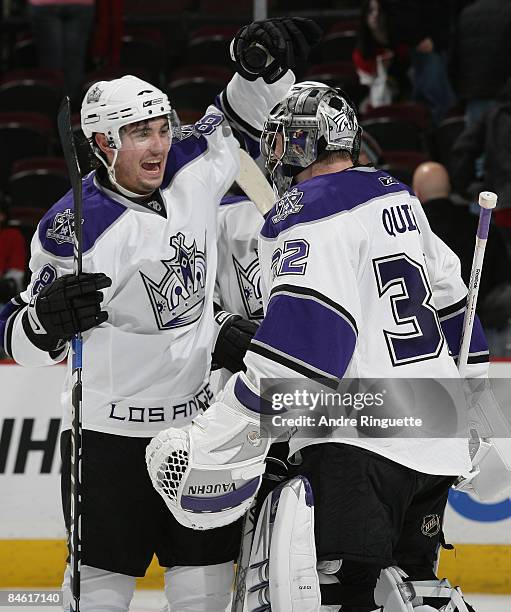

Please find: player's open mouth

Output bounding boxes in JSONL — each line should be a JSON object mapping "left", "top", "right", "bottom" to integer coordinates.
{"left": 141, "top": 160, "right": 162, "bottom": 174}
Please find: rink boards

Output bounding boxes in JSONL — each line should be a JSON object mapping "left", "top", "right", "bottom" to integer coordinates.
{"left": 1, "top": 361, "right": 510, "bottom": 592}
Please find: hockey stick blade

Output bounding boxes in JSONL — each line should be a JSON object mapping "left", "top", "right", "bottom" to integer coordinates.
{"left": 57, "top": 96, "right": 83, "bottom": 612}
{"left": 236, "top": 149, "right": 276, "bottom": 215}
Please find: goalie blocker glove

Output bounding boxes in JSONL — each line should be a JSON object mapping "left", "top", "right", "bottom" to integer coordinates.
{"left": 213, "top": 310, "right": 259, "bottom": 374}
{"left": 231, "top": 17, "right": 322, "bottom": 84}
{"left": 23, "top": 272, "right": 111, "bottom": 352}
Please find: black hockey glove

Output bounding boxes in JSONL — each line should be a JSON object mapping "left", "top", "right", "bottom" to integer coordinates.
{"left": 22, "top": 272, "right": 112, "bottom": 352}
{"left": 213, "top": 311, "right": 259, "bottom": 374}
{"left": 231, "top": 17, "right": 323, "bottom": 84}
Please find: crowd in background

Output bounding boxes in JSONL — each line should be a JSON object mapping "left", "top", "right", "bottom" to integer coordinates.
{"left": 1, "top": 0, "right": 511, "bottom": 356}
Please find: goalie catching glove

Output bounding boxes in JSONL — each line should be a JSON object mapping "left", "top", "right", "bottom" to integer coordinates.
{"left": 146, "top": 378, "right": 272, "bottom": 530}
{"left": 231, "top": 17, "right": 322, "bottom": 84}
{"left": 23, "top": 272, "right": 111, "bottom": 352}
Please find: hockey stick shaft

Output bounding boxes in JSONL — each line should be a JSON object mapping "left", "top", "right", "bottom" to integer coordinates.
{"left": 231, "top": 498, "right": 258, "bottom": 612}
{"left": 57, "top": 97, "right": 83, "bottom": 612}
{"left": 236, "top": 149, "right": 276, "bottom": 215}
{"left": 457, "top": 191, "right": 497, "bottom": 377}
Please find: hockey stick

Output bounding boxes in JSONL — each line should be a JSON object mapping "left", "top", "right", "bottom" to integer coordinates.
{"left": 57, "top": 97, "right": 83, "bottom": 612}
{"left": 236, "top": 149, "right": 276, "bottom": 215}
{"left": 457, "top": 191, "right": 497, "bottom": 377}
{"left": 231, "top": 499, "right": 258, "bottom": 612}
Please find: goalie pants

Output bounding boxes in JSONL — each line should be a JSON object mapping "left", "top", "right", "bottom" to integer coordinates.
{"left": 61, "top": 429, "right": 242, "bottom": 576}
{"left": 289, "top": 443, "right": 455, "bottom": 610}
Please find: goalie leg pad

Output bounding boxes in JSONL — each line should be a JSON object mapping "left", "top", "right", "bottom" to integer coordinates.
{"left": 374, "top": 566, "right": 473, "bottom": 611}
{"left": 246, "top": 476, "right": 321, "bottom": 612}
{"left": 62, "top": 564, "right": 136, "bottom": 611}
{"left": 164, "top": 562, "right": 233, "bottom": 611}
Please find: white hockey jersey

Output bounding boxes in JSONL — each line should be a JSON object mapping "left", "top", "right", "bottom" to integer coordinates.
{"left": 214, "top": 195, "right": 264, "bottom": 321}
{"left": 212, "top": 195, "right": 264, "bottom": 393}
{"left": 229, "top": 166, "right": 490, "bottom": 476}
{"left": 0, "top": 72, "right": 294, "bottom": 437}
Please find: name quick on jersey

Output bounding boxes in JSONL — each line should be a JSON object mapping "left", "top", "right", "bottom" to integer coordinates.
{"left": 382, "top": 203, "right": 420, "bottom": 238}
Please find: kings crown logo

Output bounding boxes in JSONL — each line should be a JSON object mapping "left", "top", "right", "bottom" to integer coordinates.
{"left": 141, "top": 232, "right": 206, "bottom": 330}
{"left": 272, "top": 188, "right": 304, "bottom": 225}
{"left": 233, "top": 253, "right": 263, "bottom": 320}
{"left": 46, "top": 208, "right": 75, "bottom": 245}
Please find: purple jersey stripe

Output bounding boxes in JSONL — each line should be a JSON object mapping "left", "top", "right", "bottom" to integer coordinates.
{"left": 234, "top": 376, "right": 276, "bottom": 415}
{"left": 0, "top": 300, "right": 22, "bottom": 354}
{"left": 161, "top": 130, "right": 209, "bottom": 189}
{"left": 441, "top": 311, "right": 489, "bottom": 358}
{"left": 261, "top": 167, "right": 415, "bottom": 239}
{"left": 220, "top": 195, "right": 251, "bottom": 207}
{"left": 254, "top": 292, "right": 357, "bottom": 380}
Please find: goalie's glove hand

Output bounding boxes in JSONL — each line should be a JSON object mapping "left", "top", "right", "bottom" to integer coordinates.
{"left": 213, "top": 311, "right": 259, "bottom": 373}
{"left": 23, "top": 272, "right": 112, "bottom": 352}
{"left": 231, "top": 17, "right": 322, "bottom": 84}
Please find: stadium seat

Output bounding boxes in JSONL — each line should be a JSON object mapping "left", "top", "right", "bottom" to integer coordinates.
{"left": 198, "top": 0, "right": 256, "bottom": 11}
{"left": 120, "top": 36, "right": 167, "bottom": 83}
{"left": 7, "top": 206, "right": 45, "bottom": 272}
{"left": 8, "top": 158, "right": 70, "bottom": 210}
{"left": 326, "top": 20, "right": 361, "bottom": 35}
{"left": 177, "top": 109, "right": 204, "bottom": 125}
{"left": 383, "top": 150, "right": 429, "bottom": 172}
{"left": 9, "top": 38, "right": 37, "bottom": 69}
{"left": 167, "top": 78, "right": 224, "bottom": 112}
{"left": 361, "top": 118, "right": 424, "bottom": 152}
{"left": 305, "top": 62, "right": 367, "bottom": 108}
{"left": 380, "top": 164, "right": 413, "bottom": 186}
{"left": 311, "top": 31, "right": 358, "bottom": 64}
{"left": 184, "top": 34, "right": 232, "bottom": 66}
{"left": 125, "top": 0, "right": 194, "bottom": 11}
{"left": 361, "top": 102, "right": 431, "bottom": 131}
{"left": 169, "top": 65, "right": 233, "bottom": 85}
{"left": 0, "top": 74, "right": 63, "bottom": 119}
{"left": 428, "top": 116, "right": 466, "bottom": 168}
{"left": 0, "top": 113, "right": 52, "bottom": 187}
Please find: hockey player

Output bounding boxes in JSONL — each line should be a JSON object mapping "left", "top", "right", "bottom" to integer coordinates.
{"left": 146, "top": 83, "right": 488, "bottom": 611}
{"left": 0, "top": 18, "right": 322, "bottom": 612}
{"left": 212, "top": 192, "right": 264, "bottom": 391}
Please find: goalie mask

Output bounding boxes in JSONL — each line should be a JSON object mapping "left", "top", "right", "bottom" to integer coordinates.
{"left": 261, "top": 81, "right": 362, "bottom": 196}
{"left": 81, "top": 75, "right": 181, "bottom": 196}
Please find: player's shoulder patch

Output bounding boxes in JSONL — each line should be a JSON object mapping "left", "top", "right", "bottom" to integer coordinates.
{"left": 271, "top": 187, "right": 305, "bottom": 224}
{"left": 39, "top": 173, "right": 126, "bottom": 258}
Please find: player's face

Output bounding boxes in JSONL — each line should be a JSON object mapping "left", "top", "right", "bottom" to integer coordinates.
{"left": 115, "top": 117, "right": 171, "bottom": 195}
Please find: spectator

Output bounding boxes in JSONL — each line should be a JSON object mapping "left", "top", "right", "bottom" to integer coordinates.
{"left": 353, "top": 0, "right": 414, "bottom": 109}
{"left": 413, "top": 161, "right": 511, "bottom": 355}
{"left": 28, "top": 0, "right": 95, "bottom": 100}
{"left": 380, "top": 0, "right": 456, "bottom": 124}
{"left": 452, "top": 0, "right": 511, "bottom": 125}
{"left": 450, "top": 77, "right": 511, "bottom": 221}
{"left": 0, "top": 200, "right": 25, "bottom": 307}
{"left": 0, "top": 200, "right": 26, "bottom": 358}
